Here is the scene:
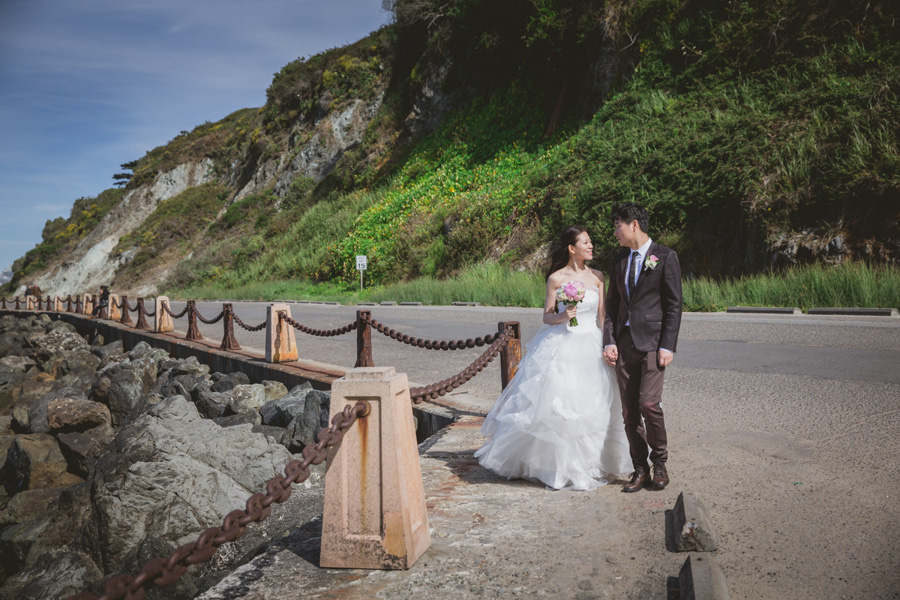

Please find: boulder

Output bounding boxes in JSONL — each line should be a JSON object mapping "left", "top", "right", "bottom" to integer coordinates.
{"left": 57, "top": 424, "right": 116, "bottom": 478}
{"left": 282, "top": 390, "right": 331, "bottom": 452}
{"left": 58, "top": 350, "right": 101, "bottom": 377}
{"left": 90, "top": 395, "right": 297, "bottom": 571}
{"left": 227, "top": 384, "right": 267, "bottom": 414}
{"left": 3, "top": 433, "right": 81, "bottom": 493}
{"left": 1, "top": 487, "right": 63, "bottom": 526}
{"left": 261, "top": 380, "right": 288, "bottom": 403}
{"left": 213, "top": 410, "right": 262, "bottom": 428}
{"left": 130, "top": 355, "right": 159, "bottom": 392}
{"left": 92, "top": 362, "right": 144, "bottom": 426}
{"left": 119, "top": 537, "right": 198, "bottom": 600}
{"left": 259, "top": 382, "right": 313, "bottom": 427}
{"left": 29, "top": 328, "right": 89, "bottom": 375}
{"left": 161, "top": 356, "right": 209, "bottom": 377}
{"left": 47, "top": 398, "right": 111, "bottom": 434}
{"left": 210, "top": 371, "right": 250, "bottom": 393}
{"left": 128, "top": 340, "right": 153, "bottom": 360}
{"left": 90, "top": 340, "right": 125, "bottom": 365}
{"left": 0, "top": 549, "right": 103, "bottom": 600}
{"left": 0, "top": 514, "right": 52, "bottom": 576}
{"left": 192, "top": 390, "right": 231, "bottom": 419}
{"left": 27, "top": 386, "right": 88, "bottom": 434}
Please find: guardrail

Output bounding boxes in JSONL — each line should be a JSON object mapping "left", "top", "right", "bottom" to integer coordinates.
{"left": 2, "top": 294, "right": 523, "bottom": 402}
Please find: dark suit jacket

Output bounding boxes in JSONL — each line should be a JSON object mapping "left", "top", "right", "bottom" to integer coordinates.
{"left": 603, "top": 242, "right": 683, "bottom": 353}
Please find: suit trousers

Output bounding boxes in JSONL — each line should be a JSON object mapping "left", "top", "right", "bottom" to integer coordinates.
{"left": 615, "top": 326, "right": 668, "bottom": 470}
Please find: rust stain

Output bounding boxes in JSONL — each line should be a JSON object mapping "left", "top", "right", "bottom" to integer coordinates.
{"left": 358, "top": 413, "right": 368, "bottom": 533}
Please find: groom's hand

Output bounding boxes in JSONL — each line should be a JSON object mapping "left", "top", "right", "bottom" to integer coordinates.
{"left": 602, "top": 344, "right": 618, "bottom": 366}
{"left": 658, "top": 349, "right": 674, "bottom": 368}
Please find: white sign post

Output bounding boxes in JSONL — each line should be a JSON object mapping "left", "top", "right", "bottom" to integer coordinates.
{"left": 356, "top": 255, "right": 367, "bottom": 291}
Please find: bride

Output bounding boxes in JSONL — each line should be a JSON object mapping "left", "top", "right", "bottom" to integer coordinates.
{"left": 475, "top": 226, "right": 631, "bottom": 490}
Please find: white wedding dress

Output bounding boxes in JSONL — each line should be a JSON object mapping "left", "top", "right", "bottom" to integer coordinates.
{"left": 475, "top": 285, "right": 631, "bottom": 490}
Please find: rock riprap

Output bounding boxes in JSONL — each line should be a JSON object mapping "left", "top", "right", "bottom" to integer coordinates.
{"left": 0, "top": 314, "right": 333, "bottom": 598}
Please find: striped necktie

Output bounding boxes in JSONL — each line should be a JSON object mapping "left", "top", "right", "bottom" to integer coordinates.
{"left": 628, "top": 251, "right": 640, "bottom": 298}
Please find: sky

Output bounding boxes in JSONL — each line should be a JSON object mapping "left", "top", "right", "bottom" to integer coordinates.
{"left": 0, "top": 0, "right": 393, "bottom": 272}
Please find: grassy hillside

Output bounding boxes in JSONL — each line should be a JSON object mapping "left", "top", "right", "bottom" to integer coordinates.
{"left": 6, "top": 0, "right": 899, "bottom": 300}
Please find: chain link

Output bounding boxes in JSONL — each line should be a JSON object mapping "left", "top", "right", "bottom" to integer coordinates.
{"left": 280, "top": 313, "right": 358, "bottom": 337}
{"left": 195, "top": 308, "right": 225, "bottom": 325}
{"left": 232, "top": 313, "right": 267, "bottom": 332}
{"left": 410, "top": 326, "right": 513, "bottom": 402}
{"left": 161, "top": 301, "right": 189, "bottom": 319}
{"left": 66, "top": 401, "right": 369, "bottom": 600}
{"left": 361, "top": 314, "right": 498, "bottom": 350}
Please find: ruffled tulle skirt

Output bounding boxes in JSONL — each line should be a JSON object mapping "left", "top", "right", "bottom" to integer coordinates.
{"left": 475, "top": 320, "right": 631, "bottom": 490}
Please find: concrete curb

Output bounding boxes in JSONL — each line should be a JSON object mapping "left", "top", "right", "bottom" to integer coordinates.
{"left": 674, "top": 492, "right": 719, "bottom": 552}
{"left": 727, "top": 306, "right": 800, "bottom": 314}
{"left": 678, "top": 554, "right": 731, "bottom": 600}
{"left": 399, "top": 301, "right": 423, "bottom": 306}
{"left": 808, "top": 307, "right": 898, "bottom": 316}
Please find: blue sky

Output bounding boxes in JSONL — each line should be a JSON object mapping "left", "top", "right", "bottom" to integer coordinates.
{"left": 0, "top": 0, "right": 393, "bottom": 272}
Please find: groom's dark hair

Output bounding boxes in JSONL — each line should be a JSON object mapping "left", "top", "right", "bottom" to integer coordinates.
{"left": 610, "top": 202, "right": 649, "bottom": 233}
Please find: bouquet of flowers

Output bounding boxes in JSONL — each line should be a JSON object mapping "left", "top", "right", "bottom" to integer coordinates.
{"left": 556, "top": 281, "right": 586, "bottom": 327}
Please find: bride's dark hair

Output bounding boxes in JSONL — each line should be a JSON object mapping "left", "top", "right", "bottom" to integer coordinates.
{"left": 545, "top": 225, "right": 588, "bottom": 280}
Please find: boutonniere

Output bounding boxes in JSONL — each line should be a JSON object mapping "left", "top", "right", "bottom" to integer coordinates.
{"left": 644, "top": 254, "right": 659, "bottom": 270}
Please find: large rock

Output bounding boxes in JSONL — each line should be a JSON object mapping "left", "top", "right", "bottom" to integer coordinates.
{"left": 56, "top": 424, "right": 115, "bottom": 478}
{"left": 25, "top": 385, "right": 87, "bottom": 434}
{"left": 3, "top": 434, "right": 72, "bottom": 494}
{"left": 58, "top": 350, "right": 101, "bottom": 378}
{"left": 91, "top": 362, "right": 144, "bottom": 426}
{"left": 281, "top": 390, "right": 331, "bottom": 452}
{"left": 91, "top": 395, "right": 297, "bottom": 571}
{"left": 259, "top": 382, "right": 313, "bottom": 427}
{"left": 210, "top": 371, "right": 250, "bottom": 393}
{"left": 261, "top": 380, "right": 288, "bottom": 403}
{"left": 192, "top": 390, "right": 231, "bottom": 419}
{"left": 29, "top": 328, "right": 90, "bottom": 375}
{"left": 1, "top": 487, "right": 63, "bottom": 526}
{"left": 0, "top": 549, "right": 103, "bottom": 600}
{"left": 47, "top": 398, "right": 111, "bottom": 434}
{"left": 90, "top": 340, "right": 125, "bottom": 366}
{"left": 227, "top": 384, "right": 267, "bottom": 414}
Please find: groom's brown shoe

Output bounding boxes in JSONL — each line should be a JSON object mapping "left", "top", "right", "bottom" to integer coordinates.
{"left": 652, "top": 462, "right": 669, "bottom": 489}
{"left": 622, "top": 468, "right": 652, "bottom": 493}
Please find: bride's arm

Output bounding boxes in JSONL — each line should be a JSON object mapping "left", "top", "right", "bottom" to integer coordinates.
{"left": 542, "top": 275, "right": 571, "bottom": 325}
{"left": 594, "top": 270, "right": 606, "bottom": 325}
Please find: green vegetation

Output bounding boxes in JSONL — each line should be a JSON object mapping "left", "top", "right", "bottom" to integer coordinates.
{"left": 682, "top": 262, "right": 900, "bottom": 312}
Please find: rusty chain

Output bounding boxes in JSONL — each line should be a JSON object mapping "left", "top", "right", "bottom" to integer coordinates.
{"left": 143, "top": 306, "right": 156, "bottom": 317}
{"left": 126, "top": 300, "right": 138, "bottom": 312}
{"left": 362, "top": 314, "right": 499, "bottom": 350}
{"left": 161, "top": 301, "right": 189, "bottom": 320}
{"left": 195, "top": 308, "right": 225, "bottom": 325}
{"left": 280, "top": 313, "right": 358, "bottom": 337}
{"left": 232, "top": 312, "right": 266, "bottom": 332}
{"left": 410, "top": 326, "right": 513, "bottom": 402}
{"left": 67, "top": 400, "right": 369, "bottom": 600}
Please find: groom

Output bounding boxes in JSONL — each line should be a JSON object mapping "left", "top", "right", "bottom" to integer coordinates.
{"left": 602, "top": 203, "right": 682, "bottom": 492}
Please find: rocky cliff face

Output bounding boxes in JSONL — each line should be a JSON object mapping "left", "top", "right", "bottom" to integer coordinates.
{"left": 32, "top": 160, "right": 215, "bottom": 297}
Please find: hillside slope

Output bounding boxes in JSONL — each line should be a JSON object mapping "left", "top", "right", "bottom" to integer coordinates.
{"left": 7, "top": 0, "right": 899, "bottom": 296}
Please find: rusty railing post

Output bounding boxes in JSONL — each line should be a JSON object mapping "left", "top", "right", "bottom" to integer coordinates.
{"left": 219, "top": 303, "right": 241, "bottom": 351}
{"left": 498, "top": 321, "right": 522, "bottom": 390}
{"left": 355, "top": 310, "right": 374, "bottom": 368}
{"left": 119, "top": 295, "right": 133, "bottom": 325}
{"left": 65, "top": 295, "right": 72, "bottom": 312}
{"left": 135, "top": 298, "right": 150, "bottom": 330}
{"left": 0, "top": 297, "right": 6, "bottom": 309}
{"left": 185, "top": 300, "right": 203, "bottom": 341}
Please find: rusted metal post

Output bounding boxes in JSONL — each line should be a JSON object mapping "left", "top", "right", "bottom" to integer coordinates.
{"left": 321, "top": 367, "right": 431, "bottom": 569}
{"left": 65, "top": 296, "right": 72, "bottom": 312}
{"left": 355, "top": 310, "right": 374, "bottom": 367}
{"left": 135, "top": 298, "right": 150, "bottom": 330}
{"left": 119, "top": 295, "right": 133, "bottom": 325}
{"left": 185, "top": 300, "right": 202, "bottom": 341}
{"left": 219, "top": 303, "right": 241, "bottom": 351}
{"left": 499, "top": 321, "right": 522, "bottom": 390}
{"left": 1, "top": 298, "right": 6, "bottom": 309}
{"left": 15, "top": 297, "right": 21, "bottom": 309}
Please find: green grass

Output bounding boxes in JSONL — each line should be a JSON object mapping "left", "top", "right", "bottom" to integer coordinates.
{"left": 168, "top": 262, "right": 900, "bottom": 312}
{"left": 683, "top": 263, "right": 900, "bottom": 312}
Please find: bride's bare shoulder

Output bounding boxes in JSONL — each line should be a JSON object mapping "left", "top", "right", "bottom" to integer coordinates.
{"left": 589, "top": 268, "right": 605, "bottom": 286}
{"left": 546, "top": 269, "right": 568, "bottom": 286}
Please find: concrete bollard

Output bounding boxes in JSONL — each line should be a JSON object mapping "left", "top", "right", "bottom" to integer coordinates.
{"left": 265, "top": 303, "right": 298, "bottom": 363}
{"left": 674, "top": 492, "right": 719, "bottom": 552}
{"left": 82, "top": 294, "right": 94, "bottom": 315}
{"left": 107, "top": 294, "right": 121, "bottom": 321}
{"left": 321, "top": 366, "right": 431, "bottom": 570}
{"left": 678, "top": 554, "right": 730, "bottom": 600}
{"left": 26, "top": 295, "right": 37, "bottom": 310}
{"left": 53, "top": 296, "right": 64, "bottom": 312}
{"left": 154, "top": 296, "right": 174, "bottom": 333}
